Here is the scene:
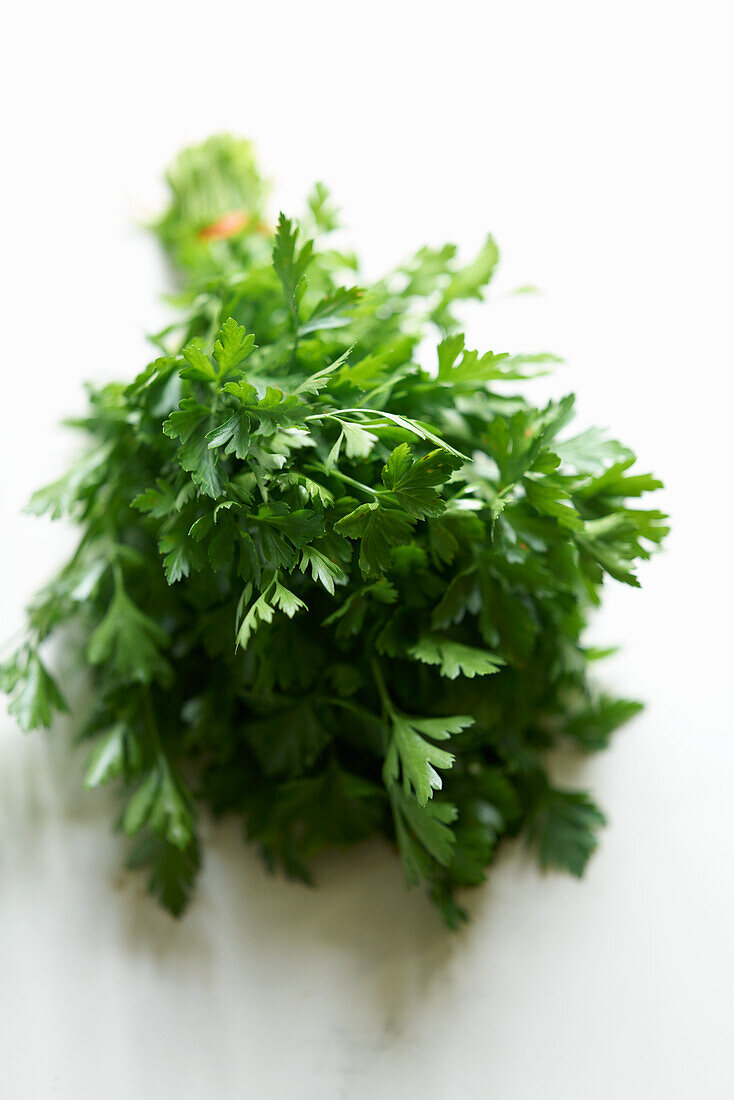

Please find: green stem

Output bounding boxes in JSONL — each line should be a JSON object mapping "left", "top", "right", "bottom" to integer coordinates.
{"left": 306, "top": 463, "right": 377, "bottom": 499}
{"left": 142, "top": 686, "right": 165, "bottom": 758}
{"left": 370, "top": 657, "right": 395, "bottom": 718}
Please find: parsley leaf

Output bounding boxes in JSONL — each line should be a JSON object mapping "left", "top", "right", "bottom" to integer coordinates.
{"left": 273, "top": 213, "right": 314, "bottom": 328}
{"left": 380, "top": 443, "right": 464, "bottom": 518}
{"left": 408, "top": 636, "right": 505, "bottom": 679}
{"left": 1, "top": 648, "right": 69, "bottom": 731}
{"left": 335, "top": 502, "right": 415, "bottom": 576}
{"left": 383, "top": 709, "right": 473, "bottom": 806}
{"left": 87, "top": 580, "right": 172, "bottom": 685}
{"left": 528, "top": 785, "right": 607, "bottom": 877}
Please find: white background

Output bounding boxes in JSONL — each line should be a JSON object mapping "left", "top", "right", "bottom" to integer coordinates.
{"left": 2, "top": 2, "right": 733, "bottom": 1097}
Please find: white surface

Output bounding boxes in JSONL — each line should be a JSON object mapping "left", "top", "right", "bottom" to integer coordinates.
{"left": 2, "top": 2, "right": 733, "bottom": 1097}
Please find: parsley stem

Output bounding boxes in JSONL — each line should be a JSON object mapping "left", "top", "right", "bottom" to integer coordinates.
{"left": 370, "top": 657, "right": 395, "bottom": 718}
{"left": 142, "top": 686, "right": 164, "bottom": 757}
{"left": 306, "top": 463, "right": 377, "bottom": 499}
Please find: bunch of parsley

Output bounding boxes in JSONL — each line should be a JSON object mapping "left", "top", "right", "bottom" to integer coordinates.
{"left": 0, "top": 136, "right": 667, "bottom": 925}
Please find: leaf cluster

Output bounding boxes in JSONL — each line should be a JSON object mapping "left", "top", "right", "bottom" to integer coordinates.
{"left": 1, "top": 136, "right": 667, "bottom": 925}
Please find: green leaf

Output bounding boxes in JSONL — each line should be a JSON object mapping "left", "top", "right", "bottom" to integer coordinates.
{"left": 435, "top": 233, "right": 499, "bottom": 318}
{"left": 298, "top": 287, "right": 361, "bottom": 336}
{"left": 299, "top": 546, "right": 346, "bottom": 595}
{"left": 206, "top": 410, "right": 251, "bottom": 458}
{"left": 163, "top": 398, "right": 225, "bottom": 498}
{"left": 149, "top": 762, "right": 196, "bottom": 849}
{"left": 524, "top": 476, "right": 582, "bottom": 530}
{"left": 87, "top": 583, "right": 171, "bottom": 685}
{"left": 256, "top": 504, "right": 324, "bottom": 548}
{"left": 294, "top": 346, "right": 354, "bottom": 397}
{"left": 335, "top": 502, "right": 415, "bottom": 576}
{"left": 132, "top": 478, "right": 186, "bottom": 518}
{"left": 123, "top": 757, "right": 195, "bottom": 851}
{"left": 338, "top": 420, "right": 378, "bottom": 460}
{"left": 391, "top": 787, "right": 458, "bottom": 885}
{"left": 380, "top": 443, "right": 463, "bottom": 518}
{"left": 564, "top": 694, "right": 643, "bottom": 752}
{"left": 436, "top": 334, "right": 466, "bottom": 377}
{"left": 436, "top": 335, "right": 510, "bottom": 384}
{"left": 555, "top": 427, "right": 633, "bottom": 474}
{"left": 84, "top": 722, "right": 138, "bottom": 788}
{"left": 322, "top": 579, "right": 398, "bottom": 637}
{"left": 366, "top": 410, "right": 467, "bottom": 459}
{"left": 123, "top": 770, "right": 161, "bottom": 835}
{"left": 179, "top": 343, "right": 217, "bottom": 382}
{"left": 334, "top": 336, "right": 415, "bottom": 391}
{"left": 529, "top": 787, "right": 606, "bottom": 876}
{"left": 158, "top": 519, "right": 202, "bottom": 584}
{"left": 307, "top": 181, "right": 339, "bottom": 233}
{"left": 4, "top": 649, "right": 69, "bottom": 732}
{"left": 25, "top": 444, "right": 111, "bottom": 520}
{"left": 278, "top": 473, "right": 334, "bottom": 507}
{"left": 577, "top": 458, "right": 664, "bottom": 501}
{"left": 163, "top": 397, "right": 209, "bottom": 443}
{"left": 126, "top": 832, "right": 200, "bottom": 918}
{"left": 235, "top": 582, "right": 275, "bottom": 650}
{"left": 383, "top": 711, "right": 472, "bottom": 805}
{"left": 244, "top": 702, "right": 331, "bottom": 779}
{"left": 272, "top": 579, "right": 307, "bottom": 618}
{"left": 408, "top": 636, "right": 504, "bottom": 679}
{"left": 272, "top": 213, "right": 314, "bottom": 326}
{"left": 213, "top": 317, "right": 257, "bottom": 377}
{"left": 223, "top": 381, "right": 303, "bottom": 434}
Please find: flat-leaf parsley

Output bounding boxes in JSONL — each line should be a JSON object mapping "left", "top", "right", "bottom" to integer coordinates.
{"left": 0, "top": 136, "right": 667, "bottom": 924}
